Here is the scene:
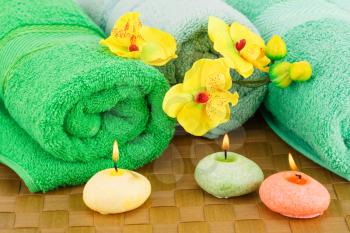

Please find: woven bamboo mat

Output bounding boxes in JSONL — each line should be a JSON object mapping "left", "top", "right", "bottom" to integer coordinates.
{"left": 1, "top": 113, "right": 350, "bottom": 233}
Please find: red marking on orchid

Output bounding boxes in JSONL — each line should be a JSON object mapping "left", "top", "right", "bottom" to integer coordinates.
{"left": 124, "top": 22, "right": 130, "bottom": 31}
{"left": 128, "top": 35, "right": 139, "bottom": 52}
{"left": 195, "top": 92, "right": 209, "bottom": 104}
{"left": 128, "top": 44, "right": 139, "bottom": 52}
{"left": 235, "top": 39, "right": 246, "bottom": 51}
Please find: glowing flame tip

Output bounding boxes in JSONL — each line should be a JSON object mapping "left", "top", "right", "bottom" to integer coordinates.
{"left": 112, "top": 140, "right": 119, "bottom": 162}
{"left": 222, "top": 134, "right": 230, "bottom": 151}
{"left": 288, "top": 153, "right": 298, "bottom": 171}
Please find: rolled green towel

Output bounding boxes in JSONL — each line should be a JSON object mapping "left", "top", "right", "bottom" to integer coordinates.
{"left": 76, "top": 0, "right": 268, "bottom": 139}
{"left": 226, "top": 0, "right": 350, "bottom": 179}
{"left": 0, "top": 101, "right": 111, "bottom": 192}
{"left": 0, "top": 0, "right": 175, "bottom": 191}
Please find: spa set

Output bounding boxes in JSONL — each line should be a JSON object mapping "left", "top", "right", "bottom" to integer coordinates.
{"left": 0, "top": 0, "right": 349, "bottom": 232}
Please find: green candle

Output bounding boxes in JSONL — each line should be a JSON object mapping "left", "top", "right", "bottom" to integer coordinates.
{"left": 194, "top": 134, "right": 264, "bottom": 198}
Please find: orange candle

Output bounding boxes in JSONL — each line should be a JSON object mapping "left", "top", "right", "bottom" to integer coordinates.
{"left": 259, "top": 153, "right": 330, "bottom": 218}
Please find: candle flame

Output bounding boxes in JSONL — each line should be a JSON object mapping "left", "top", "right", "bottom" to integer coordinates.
{"left": 112, "top": 140, "right": 119, "bottom": 162}
{"left": 222, "top": 134, "right": 230, "bottom": 151}
{"left": 288, "top": 153, "right": 298, "bottom": 171}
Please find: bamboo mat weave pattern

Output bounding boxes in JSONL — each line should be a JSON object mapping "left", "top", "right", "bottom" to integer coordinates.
{"left": 1, "top": 113, "right": 350, "bottom": 233}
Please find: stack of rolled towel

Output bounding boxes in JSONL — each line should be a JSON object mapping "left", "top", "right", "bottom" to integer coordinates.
{"left": 2, "top": 0, "right": 347, "bottom": 192}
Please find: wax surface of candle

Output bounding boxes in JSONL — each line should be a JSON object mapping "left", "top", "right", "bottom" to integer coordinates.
{"left": 287, "top": 174, "right": 307, "bottom": 185}
{"left": 83, "top": 168, "right": 151, "bottom": 214}
{"left": 195, "top": 152, "right": 264, "bottom": 198}
{"left": 259, "top": 171, "right": 330, "bottom": 218}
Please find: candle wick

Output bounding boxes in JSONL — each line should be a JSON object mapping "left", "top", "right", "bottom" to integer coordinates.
{"left": 114, "top": 161, "right": 118, "bottom": 173}
{"left": 295, "top": 174, "right": 302, "bottom": 180}
{"left": 224, "top": 150, "right": 227, "bottom": 160}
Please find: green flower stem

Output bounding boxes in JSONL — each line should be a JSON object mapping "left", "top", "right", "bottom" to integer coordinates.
{"left": 234, "top": 76, "right": 270, "bottom": 88}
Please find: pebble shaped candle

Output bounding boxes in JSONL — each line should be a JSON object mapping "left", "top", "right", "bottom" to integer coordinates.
{"left": 259, "top": 153, "right": 330, "bottom": 218}
{"left": 83, "top": 141, "right": 151, "bottom": 214}
{"left": 195, "top": 134, "right": 264, "bottom": 198}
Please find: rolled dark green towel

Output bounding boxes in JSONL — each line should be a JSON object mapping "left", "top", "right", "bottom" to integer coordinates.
{"left": 226, "top": 0, "right": 350, "bottom": 179}
{"left": 0, "top": 0, "right": 175, "bottom": 191}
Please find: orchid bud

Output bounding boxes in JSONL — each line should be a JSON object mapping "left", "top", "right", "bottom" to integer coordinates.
{"left": 269, "top": 62, "right": 292, "bottom": 88}
{"left": 266, "top": 35, "right": 287, "bottom": 60}
{"left": 290, "top": 61, "right": 312, "bottom": 82}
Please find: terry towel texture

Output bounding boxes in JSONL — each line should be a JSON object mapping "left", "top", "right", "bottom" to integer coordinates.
{"left": 76, "top": 0, "right": 268, "bottom": 139}
{"left": 327, "top": 0, "right": 350, "bottom": 13}
{"left": 226, "top": 0, "right": 350, "bottom": 179}
{"left": 0, "top": 0, "right": 175, "bottom": 192}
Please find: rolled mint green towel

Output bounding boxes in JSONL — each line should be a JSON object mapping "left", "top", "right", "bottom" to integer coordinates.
{"left": 76, "top": 0, "right": 268, "bottom": 139}
{"left": 226, "top": 0, "right": 350, "bottom": 179}
{"left": 326, "top": 0, "right": 350, "bottom": 12}
{"left": 0, "top": 0, "right": 175, "bottom": 191}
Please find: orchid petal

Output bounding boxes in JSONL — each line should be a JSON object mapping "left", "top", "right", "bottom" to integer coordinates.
{"left": 230, "top": 22, "right": 265, "bottom": 47}
{"left": 177, "top": 102, "right": 213, "bottom": 136}
{"left": 140, "top": 26, "right": 177, "bottom": 66}
{"left": 162, "top": 84, "right": 192, "bottom": 118}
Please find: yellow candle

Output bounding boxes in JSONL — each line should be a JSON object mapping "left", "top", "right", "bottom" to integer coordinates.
{"left": 83, "top": 140, "right": 151, "bottom": 214}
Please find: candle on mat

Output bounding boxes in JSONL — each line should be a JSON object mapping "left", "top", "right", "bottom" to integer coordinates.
{"left": 83, "top": 140, "right": 151, "bottom": 214}
{"left": 259, "top": 153, "right": 330, "bottom": 218}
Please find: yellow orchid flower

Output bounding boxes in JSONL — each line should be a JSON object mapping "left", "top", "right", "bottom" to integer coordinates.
{"left": 208, "top": 16, "right": 270, "bottom": 78}
{"left": 100, "top": 12, "right": 177, "bottom": 66}
{"left": 162, "top": 58, "right": 239, "bottom": 136}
